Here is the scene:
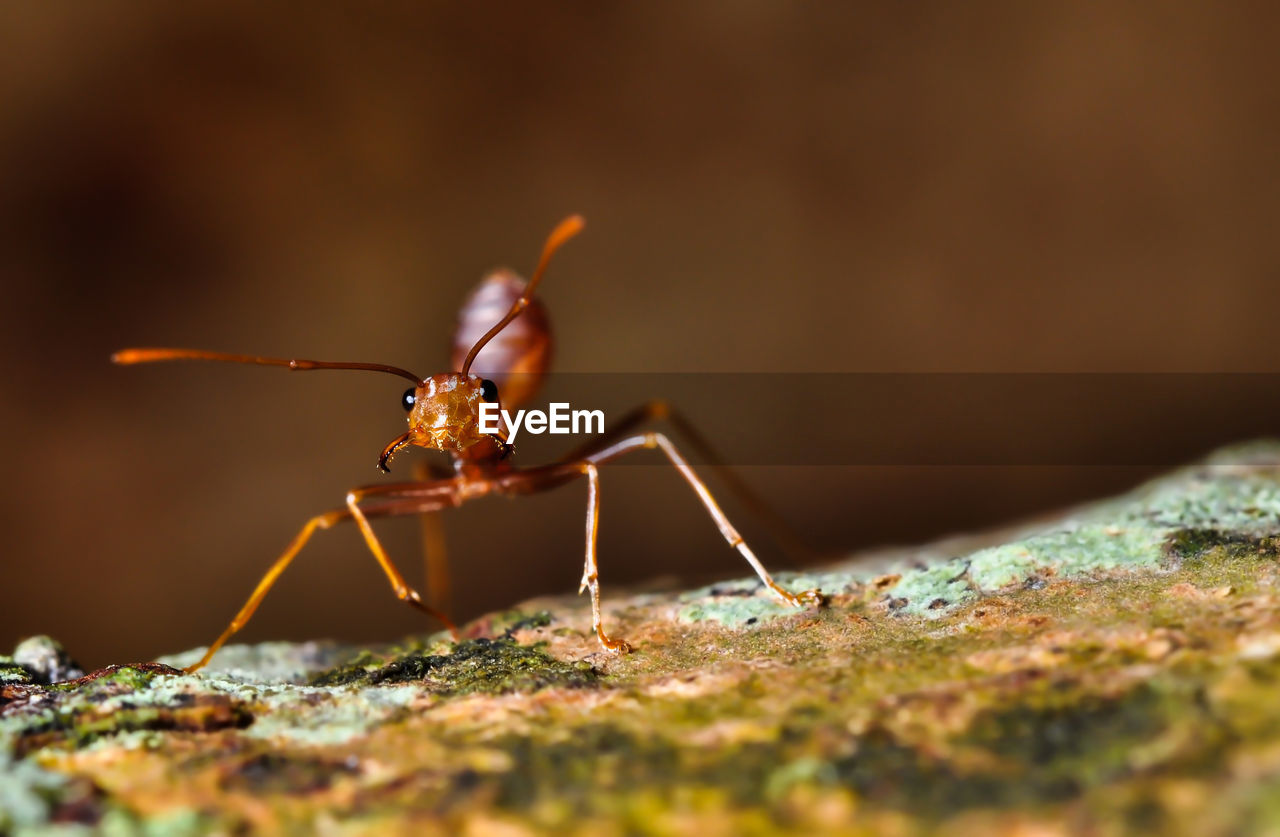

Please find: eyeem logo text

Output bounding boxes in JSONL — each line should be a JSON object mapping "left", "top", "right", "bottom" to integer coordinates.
{"left": 478, "top": 402, "right": 605, "bottom": 444}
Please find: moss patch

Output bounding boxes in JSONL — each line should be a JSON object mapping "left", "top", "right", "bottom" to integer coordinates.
{"left": 0, "top": 658, "right": 33, "bottom": 688}
{"left": 310, "top": 638, "right": 599, "bottom": 695}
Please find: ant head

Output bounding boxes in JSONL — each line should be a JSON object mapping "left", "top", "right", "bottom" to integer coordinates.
{"left": 377, "top": 214, "right": 584, "bottom": 472}
{"left": 378, "top": 373, "right": 505, "bottom": 471}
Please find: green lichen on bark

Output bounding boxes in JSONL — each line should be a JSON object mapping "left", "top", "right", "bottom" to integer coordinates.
{"left": 7, "top": 442, "right": 1280, "bottom": 834}
{"left": 309, "top": 637, "right": 599, "bottom": 693}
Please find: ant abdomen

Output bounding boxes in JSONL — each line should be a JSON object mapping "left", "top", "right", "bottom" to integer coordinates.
{"left": 450, "top": 269, "right": 551, "bottom": 409}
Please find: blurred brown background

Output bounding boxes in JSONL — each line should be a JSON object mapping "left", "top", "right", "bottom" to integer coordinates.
{"left": 2, "top": 4, "right": 1278, "bottom": 668}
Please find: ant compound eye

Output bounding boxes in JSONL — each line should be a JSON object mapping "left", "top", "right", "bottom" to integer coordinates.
{"left": 402, "top": 387, "right": 417, "bottom": 411}
{"left": 480, "top": 379, "right": 499, "bottom": 402}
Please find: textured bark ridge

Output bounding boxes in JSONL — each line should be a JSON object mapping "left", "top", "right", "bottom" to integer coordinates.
{"left": 7, "top": 443, "right": 1280, "bottom": 834}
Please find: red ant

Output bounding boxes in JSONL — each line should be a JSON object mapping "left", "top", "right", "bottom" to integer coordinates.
{"left": 114, "top": 216, "right": 823, "bottom": 673}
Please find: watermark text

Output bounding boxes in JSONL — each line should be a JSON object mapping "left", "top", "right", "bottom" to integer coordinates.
{"left": 478, "top": 402, "right": 605, "bottom": 444}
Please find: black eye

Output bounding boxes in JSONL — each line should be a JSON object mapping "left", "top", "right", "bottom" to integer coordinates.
{"left": 402, "top": 388, "right": 416, "bottom": 411}
{"left": 480, "top": 379, "right": 499, "bottom": 402}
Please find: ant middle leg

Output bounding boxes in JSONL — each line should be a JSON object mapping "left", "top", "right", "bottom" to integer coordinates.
{"left": 412, "top": 460, "right": 454, "bottom": 616}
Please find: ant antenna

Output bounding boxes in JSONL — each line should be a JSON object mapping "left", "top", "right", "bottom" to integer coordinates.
{"left": 459, "top": 215, "right": 584, "bottom": 376}
{"left": 112, "top": 348, "right": 423, "bottom": 385}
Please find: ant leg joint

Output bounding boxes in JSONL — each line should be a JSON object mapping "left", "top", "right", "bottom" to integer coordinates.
{"left": 803, "top": 589, "right": 827, "bottom": 607}
{"left": 316, "top": 512, "right": 342, "bottom": 530}
{"left": 767, "top": 579, "right": 826, "bottom": 609}
{"left": 596, "top": 626, "right": 633, "bottom": 655}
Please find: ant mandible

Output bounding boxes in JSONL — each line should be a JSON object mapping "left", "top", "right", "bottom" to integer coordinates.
{"left": 114, "top": 216, "right": 823, "bottom": 673}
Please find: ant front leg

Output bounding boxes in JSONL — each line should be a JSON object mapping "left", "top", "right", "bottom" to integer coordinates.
{"left": 182, "top": 509, "right": 345, "bottom": 673}
{"left": 345, "top": 489, "right": 461, "bottom": 636}
{"left": 182, "top": 480, "right": 463, "bottom": 674}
